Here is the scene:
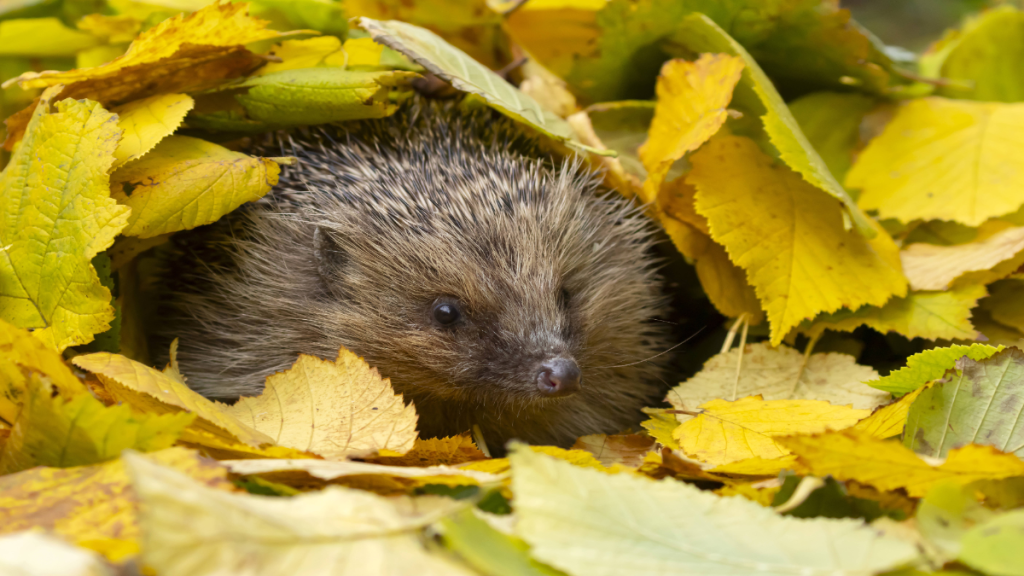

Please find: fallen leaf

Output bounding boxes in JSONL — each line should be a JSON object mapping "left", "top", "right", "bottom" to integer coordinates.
{"left": 865, "top": 343, "right": 1002, "bottom": 395}
{"left": 3, "top": 2, "right": 293, "bottom": 147}
{"left": 109, "top": 135, "right": 280, "bottom": 238}
{"left": 438, "top": 508, "right": 564, "bottom": 576}
{"left": 904, "top": 348, "right": 1024, "bottom": 458}
{"left": 125, "top": 451, "right": 475, "bottom": 576}
{"left": 640, "top": 409, "right": 681, "bottom": 450}
{"left": 848, "top": 98, "right": 1024, "bottom": 226}
{"left": 364, "top": 435, "right": 487, "bottom": 467}
{"left": 675, "top": 396, "right": 870, "bottom": 466}
{"left": 0, "top": 319, "right": 88, "bottom": 427}
{"left": 226, "top": 348, "right": 418, "bottom": 459}
{"left": 510, "top": 445, "right": 919, "bottom": 576}
{"left": 0, "top": 376, "right": 193, "bottom": 474}
{"left": 789, "top": 91, "right": 877, "bottom": 184}
{"left": 851, "top": 386, "right": 926, "bottom": 439}
{"left": 638, "top": 54, "right": 744, "bottom": 203}
{"left": 571, "top": 433, "right": 656, "bottom": 468}
{"left": 0, "top": 88, "right": 129, "bottom": 351}
{"left": 666, "top": 343, "right": 887, "bottom": 413}
{"left": 779, "top": 429, "right": 1024, "bottom": 497}
{"left": 800, "top": 285, "right": 987, "bottom": 343}
{"left": 959, "top": 507, "right": 1024, "bottom": 576}
{"left": 916, "top": 481, "right": 994, "bottom": 561}
{"left": 901, "top": 226, "right": 1024, "bottom": 291}
{"left": 359, "top": 18, "right": 594, "bottom": 154}
{"left": 689, "top": 135, "right": 907, "bottom": 345}
{"left": 111, "top": 93, "right": 194, "bottom": 167}
{"left": 73, "top": 352, "right": 273, "bottom": 449}
{"left": 0, "top": 447, "right": 231, "bottom": 562}
{"left": 0, "top": 531, "right": 111, "bottom": 576}
{"left": 0, "top": 18, "right": 99, "bottom": 57}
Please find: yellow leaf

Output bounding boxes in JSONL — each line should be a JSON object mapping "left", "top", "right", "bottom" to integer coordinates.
{"left": 716, "top": 482, "right": 780, "bottom": 507}
{"left": 73, "top": 352, "right": 273, "bottom": 448}
{"left": 0, "top": 88, "right": 130, "bottom": 351}
{"left": 848, "top": 98, "right": 1024, "bottom": 226}
{"left": 639, "top": 409, "right": 681, "bottom": 450}
{"left": 125, "top": 452, "right": 476, "bottom": 576}
{"left": 111, "top": 93, "right": 194, "bottom": 168}
{"left": 255, "top": 36, "right": 345, "bottom": 77}
{"left": 110, "top": 135, "right": 280, "bottom": 238}
{"left": 364, "top": 434, "right": 487, "bottom": 467}
{"left": 779, "top": 429, "right": 1024, "bottom": 498}
{"left": 341, "top": 37, "right": 386, "bottom": 67}
{"left": 0, "top": 18, "right": 99, "bottom": 57}
{"left": 0, "top": 447, "right": 232, "bottom": 562}
{"left": 0, "top": 319, "right": 87, "bottom": 427}
{"left": 221, "top": 458, "right": 502, "bottom": 494}
{"left": 709, "top": 455, "right": 799, "bottom": 477}
{"left": 2, "top": 2, "right": 294, "bottom": 146}
{"left": 667, "top": 343, "right": 887, "bottom": 413}
{"left": 571, "top": 433, "right": 656, "bottom": 468}
{"left": 76, "top": 14, "right": 142, "bottom": 44}
{"left": 901, "top": 226, "right": 1024, "bottom": 291}
{"left": 851, "top": 386, "right": 926, "bottom": 439}
{"left": 801, "top": 284, "right": 986, "bottom": 342}
{"left": 638, "top": 53, "right": 744, "bottom": 203}
{"left": 225, "top": 348, "right": 418, "bottom": 460}
{"left": 459, "top": 445, "right": 626, "bottom": 476}
{"left": 675, "top": 396, "right": 870, "bottom": 466}
{"left": 0, "top": 375, "right": 194, "bottom": 474}
{"left": 688, "top": 135, "right": 908, "bottom": 345}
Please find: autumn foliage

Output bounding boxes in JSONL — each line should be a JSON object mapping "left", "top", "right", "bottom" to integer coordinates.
{"left": 0, "top": 1, "right": 1022, "bottom": 575}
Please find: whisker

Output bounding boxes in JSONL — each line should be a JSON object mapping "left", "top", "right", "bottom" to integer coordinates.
{"left": 586, "top": 326, "right": 705, "bottom": 369}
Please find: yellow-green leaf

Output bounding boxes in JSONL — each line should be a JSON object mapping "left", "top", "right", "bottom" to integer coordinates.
{"left": 689, "top": 135, "right": 907, "bottom": 345}
{"left": 110, "top": 135, "right": 280, "bottom": 238}
{"left": 0, "top": 18, "right": 99, "bottom": 57}
{"left": 638, "top": 53, "right": 743, "bottom": 203}
{"left": 226, "top": 348, "right": 418, "bottom": 460}
{"left": 848, "top": 98, "right": 1024, "bottom": 226}
{"left": 800, "top": 285, "right": 987, "bottom": 343}
{"left": 0, "top": 376, "right": 193, "bottom": 475}
{"left": 866, "top": 343, "right": 1003, "bottom": 396}
{"left": 0, "top": 88, "right": 130, "bottom": 351}
{"left": 111, "top": 93, "right": 194, "bottom": 168}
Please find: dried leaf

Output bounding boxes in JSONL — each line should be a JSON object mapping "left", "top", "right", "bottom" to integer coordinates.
{"left": 571, "top": 434, "right": 656, "bottom": 468}
{"left": 901, "top": 226, "right": 1024, "bottom": 291}
{"left": 365, "top": 435, "right": 487, "bottom": 467}
{"left": 226, "top": 348, "right": 418, "bottom": 459}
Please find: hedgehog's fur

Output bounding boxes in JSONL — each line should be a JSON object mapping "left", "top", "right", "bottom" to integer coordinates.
{"left": 157, "top": 101, "right": 669, "bottom": 448}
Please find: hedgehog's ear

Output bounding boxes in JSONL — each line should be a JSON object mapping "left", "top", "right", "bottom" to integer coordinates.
{"left": 313, "top": 226, "right": 347, "bottom": 284}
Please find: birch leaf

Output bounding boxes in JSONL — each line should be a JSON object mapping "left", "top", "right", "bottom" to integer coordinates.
{"left": 111, "top": 93, "right": 193, "bottom": 168}
{"left": 0, "top": 88, "right": 129, "bottom": 351}
{"left": 125, "top": 452, "right": 475, "bottom": 576}
{"left": 358, "top": 18, "right": 595, "bottom": 154}
{"left": 779, "top": 429, "right": 1024, "bottom": 498}
{"left": 689, "top": 135, "right": 907, "bottom": 346}
{"left": 848, "top": 98, "right": 1024, "bottom": 226}
{"left": 0, "top": 447, "right": 231, "bottom": 562}
{"left": 110, "top": 135, "right": 280, "bottom": 238}
{"left": 638, "top": 54, "right": 743, "bottom": 202}
{"left": 866, "top": 343, "right": 1003, "bottom": 396}
{"left": 73, "top": 352, "right": 274, "bottom": 449}
{"left": 800, "top": 285, "right": 987, "bottom": 343}
{"left": 904, "top": 348, "right": 1024, "bottom": 459}
{"left": 510, "top": 446, "right": 919, "bottom": 576}
{"left": 666, "top": 343, "right": 887, "bottom": 413}
{"left": 675, "top": 396, "right": 870, "bottom": 466}
{"left": 226, "top": 348, "right": 418, "bottom": 459}
{"left": 901, "top": 226, "right": 1024, "bottom": 291}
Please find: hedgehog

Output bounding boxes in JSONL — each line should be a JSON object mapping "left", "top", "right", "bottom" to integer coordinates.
{"left": 157, "top": 100, "right": 669, "bottom": 449}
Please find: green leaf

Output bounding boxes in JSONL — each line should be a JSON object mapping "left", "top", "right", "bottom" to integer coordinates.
{"left": 358, "top": 18, "right": 600, "bottom": 155}
{"left": 673, "top": 14, "right": 875, "bottom": 237}
{"left": 110, "top": 135, "right": 281, "bottom": 238}
{"left": 586, "top": 101, "right": 655, "bottom": 180}
{"left": 904, "top": 347, "right": 1024, "bottom": 459}
{"left": 0, "top": 377, "right": 194, "bottom": 474}
{"left": 509, "top": 445, "right": 920, "bottom": 576}
{"left": 234, "top": 68, "right": 416, "bottom": 126}
{"left": 960, "top": 508, "right": 1024, "bottom": 576}
{"left": 248, "top": 0, "right": 348, "bottom": 37}
{"left": 0, "top": 18, "right": 99, "bottom": 57}
{"left": 0, "top": 88, "right": 130, "bottom": 351}
{"left": 439, "top": 509, "right": 566, "bottom": 576}
{"left": 917, "top": 482, "right": 995, "bottom": 561}
{"left": 866, "top": 344, "right": 1003, "bottom": 396}
{"left": 923, "top": 6, "right": 1024, "bottom": 103}
{"left": 789, "top": 92, "right": 876, "bottom": 189}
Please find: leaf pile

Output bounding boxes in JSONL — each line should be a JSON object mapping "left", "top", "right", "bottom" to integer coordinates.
{"left": 0, "top": 1, "right": 1023, "bottom": 575}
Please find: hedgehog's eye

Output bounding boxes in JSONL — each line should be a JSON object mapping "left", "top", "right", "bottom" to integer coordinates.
{"left": 432, "top": 300, "right": 462, "bottom": 327}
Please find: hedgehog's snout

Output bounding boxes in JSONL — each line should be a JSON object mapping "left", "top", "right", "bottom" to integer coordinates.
{"left": 535, "top": 356, "right": 581, "bottom": 397}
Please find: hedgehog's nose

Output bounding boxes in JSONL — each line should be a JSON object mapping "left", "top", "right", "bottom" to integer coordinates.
{"left": 536, "top": 357, "right": 582, "bottom": 397}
